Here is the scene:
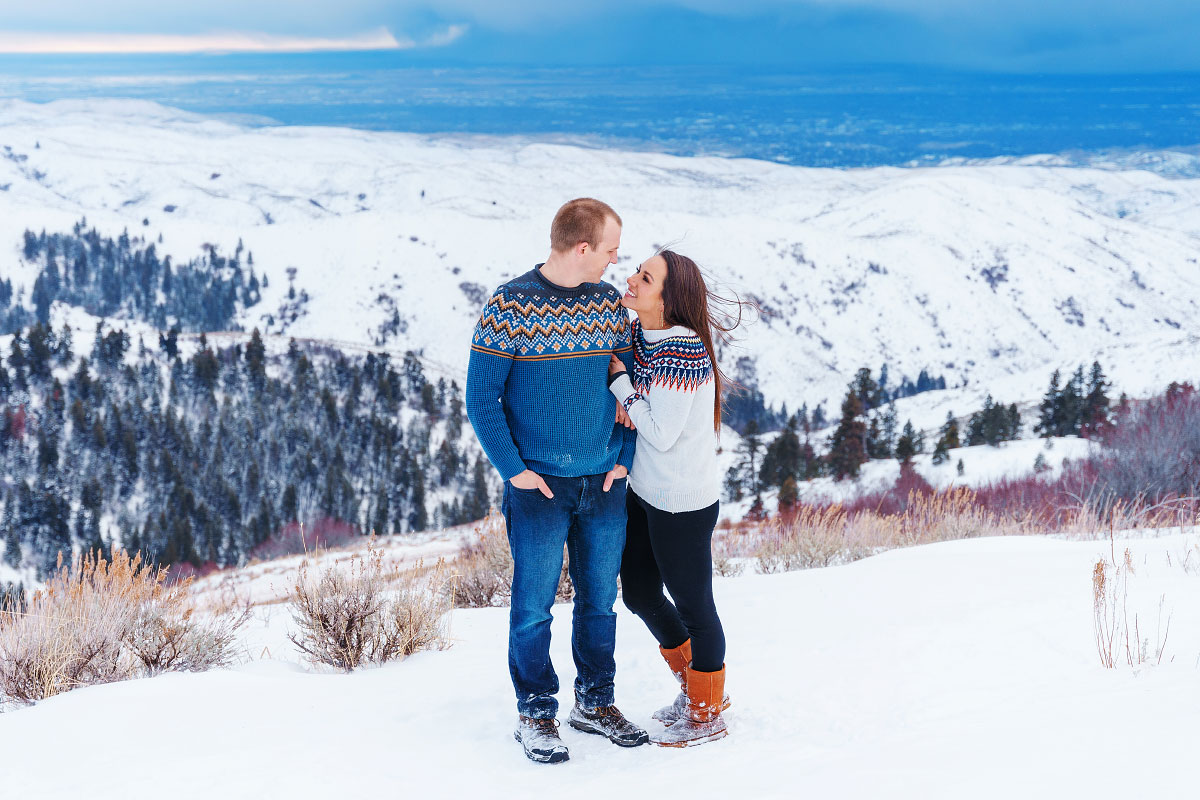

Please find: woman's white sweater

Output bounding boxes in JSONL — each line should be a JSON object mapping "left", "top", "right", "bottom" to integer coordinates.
{"left": 608, "top": 320, "right": 720, "bottom": 513}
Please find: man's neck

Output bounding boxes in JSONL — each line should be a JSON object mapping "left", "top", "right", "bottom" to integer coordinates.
{"left": 539, "top": 254, "right": 589, "bottom": 289}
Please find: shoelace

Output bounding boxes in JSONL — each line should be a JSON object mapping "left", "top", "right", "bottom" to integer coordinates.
{"left": 587, "top": 705, "right": 625, "bottom": 720}
{"left": 529, "top": 718, "right": 560, "bottom": 735}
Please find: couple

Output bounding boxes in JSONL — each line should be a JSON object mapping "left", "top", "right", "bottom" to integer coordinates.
{"left": 465, "top": 198, "right": 736, "bottom": 764}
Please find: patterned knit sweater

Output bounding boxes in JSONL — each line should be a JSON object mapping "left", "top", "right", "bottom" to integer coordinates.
{"left": 608, "top": 320, "right": 720, "bottom": 513}
{"left": 466, "top": 266, "right": 637, "bottom": 482}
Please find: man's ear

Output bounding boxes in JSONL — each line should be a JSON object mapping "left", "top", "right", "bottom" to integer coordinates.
{"left": 575, "top": 241, "right": 590, "bottom": 258}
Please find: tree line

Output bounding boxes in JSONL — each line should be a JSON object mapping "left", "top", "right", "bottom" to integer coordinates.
{"left": 723, "top": 361, "right": 1114, "bottom": 513}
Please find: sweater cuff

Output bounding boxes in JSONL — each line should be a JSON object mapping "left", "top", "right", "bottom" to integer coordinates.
{"left": 608, "top": 373, "right": 636, "bottom": 403}
{"left": 496, "top": 457, "right": 529, "bottom": 484}
{"left": 606, "top": 369, "right": 627, "bottom": 387}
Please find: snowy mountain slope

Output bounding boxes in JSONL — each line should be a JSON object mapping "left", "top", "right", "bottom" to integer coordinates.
{"left": 1, "top": 529, "right": 1197, "bottom": 798}
{"left": 3, "top": 98, "right": 1200, "bottom": 422}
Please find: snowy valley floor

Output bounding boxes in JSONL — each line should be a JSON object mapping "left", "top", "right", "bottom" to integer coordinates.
{"left": 3, "top": 531, "right": 1199, "bottom": 799}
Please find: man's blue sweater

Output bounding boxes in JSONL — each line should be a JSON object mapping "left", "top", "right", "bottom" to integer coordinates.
{"left": 466, "top": 266, "right": 637, "bottom": 482}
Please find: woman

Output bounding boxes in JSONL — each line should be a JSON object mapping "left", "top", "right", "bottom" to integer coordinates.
{"left": 607, "top": 249, "right": 741, "bottom": 747}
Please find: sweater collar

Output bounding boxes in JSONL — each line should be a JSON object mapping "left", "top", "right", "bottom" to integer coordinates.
{"left": 530, "top": 264, "right": 591, "bottom": 297}
{"left": 639, "top": 322, "right": 695, "bottom": 343}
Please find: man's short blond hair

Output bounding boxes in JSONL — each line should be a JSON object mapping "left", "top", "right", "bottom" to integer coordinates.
{"left": 550, "top": 198, "right": 622, "bottom": 253}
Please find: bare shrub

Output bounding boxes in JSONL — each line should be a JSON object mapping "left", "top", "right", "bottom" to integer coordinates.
{"left": 370, "top": 561, "right": 453, "bottom": 663}
{"left": 126, "top": 591, "right": 251, "bottom": 676}
{"left": 1093, "top": 385, "right": 1200, "bottom": 503}
{"left": 450, "top": 512, "right": 573, "bottom": 608}
{"left": 0, "top": 549, "right": 247, "bottom": 706}
{"left": 287, "top": 542, "right": 451, "bottom": 671}
{"left": 451, "top": 514, "right": 513, "bottom": 608}
{"left": 711, "top": 535, "right": 745, "bottom": 577}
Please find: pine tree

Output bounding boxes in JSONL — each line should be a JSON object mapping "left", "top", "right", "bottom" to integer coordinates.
{"left": 245, "top": 327, "right": 267, "bottom": 387}
{"left": 436, "top": 438, "right": 458, "bottom": 486}
{"left": 159, "top": 325, "right": 180, "bottom": 359}
{"left": 372, "top": 488, "right": 390, "bottom": 536}
{"left": 464, "top": 457, "right": 491, "bottom": 521}
{"left": 932, "top": 412, "right": 959, "bottom": 465}
{"left": 828, "top": 389, "right": 868, "bottom": 480}
{"left": 1081, "top": 361, "right": 1111, "bottom": 437}
{"left": 447, "top": 381, "right": 464, "bottom": 441}
{"left": 1035, "top": 369, "right": 1061, "bottom": 438}
{"left": 851, "top": 367, "right": 883, "bottom": 414}
{"left": 760, "top": 416, "right": 803, "bottom": 489}
{"left": 2, "top": 498, "right": 21, "bottom": 568}
{"left": 777, "top": 477, "right": 799, "bottom": 513}
{"left": 736, "top": 420, "right": 764, "bottom": 499}
{"left": 1060, "top": 366, "right": 1085, "bottom": 436}
{"left": 1006, "top": 404, "right": 1021, "bottom": 441}
{"left": 282, "top": 483, "right": 298, "bottom": 524}
{"left": 895, "top": 421, "right": 918, "bottom": 464}
{"left": 932, "top": 437, "right": 949, "bottom": 466}
{"left": 409, "top": 470, "right": 428, "bottom": 531}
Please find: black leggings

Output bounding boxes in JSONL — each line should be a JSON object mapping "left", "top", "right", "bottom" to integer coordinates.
{"left": 620, "top": 490, "right": 725, "bottom": 673}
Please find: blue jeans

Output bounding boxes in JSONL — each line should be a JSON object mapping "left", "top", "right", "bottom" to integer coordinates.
{"left": 502, "top": 473, "right": 627, "bottom": 719}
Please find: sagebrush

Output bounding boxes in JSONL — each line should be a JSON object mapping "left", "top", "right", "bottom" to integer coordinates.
{"left": 287, "top": 541, "right": 452, "bottom": 671}
{"left": 0, "top": 549, "right": 248, "bottom": 706}
{"left": 450, "top": 512, "right": 574, "bottom": 608}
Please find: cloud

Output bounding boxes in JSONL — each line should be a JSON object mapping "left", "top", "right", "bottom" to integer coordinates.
{"left": 0, "top": 28, "right": 421, "bottom": 55}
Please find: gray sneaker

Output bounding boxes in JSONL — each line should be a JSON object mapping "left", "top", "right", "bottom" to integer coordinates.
{"left": 567, "top": 702, "right": 650, "bottom": 747}
{"left": 514, "top": 716, "right": 570, "bottom": 764}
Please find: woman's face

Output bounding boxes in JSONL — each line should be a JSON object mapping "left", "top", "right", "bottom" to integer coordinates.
{"left": 622, "top": 255, "right": 667, "bottom": 317}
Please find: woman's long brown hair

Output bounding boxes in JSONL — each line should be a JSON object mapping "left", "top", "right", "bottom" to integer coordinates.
{"left": 658, "top": 250, "right": 751, "bottom": 432}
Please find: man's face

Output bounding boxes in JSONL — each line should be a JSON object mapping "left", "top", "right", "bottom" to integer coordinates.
{"left": 583, "top": 217, "right": 621, "bottom": 282}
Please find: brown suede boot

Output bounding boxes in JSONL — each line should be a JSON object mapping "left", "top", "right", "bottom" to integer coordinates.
{"left": 652, "top": 664, "right": 728, "bottom": 747}
{"left": 651, "top": 640, "right": 731, "bottom": 725}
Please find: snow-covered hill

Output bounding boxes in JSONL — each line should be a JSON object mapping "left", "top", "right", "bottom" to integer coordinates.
{"left": 3, "top": 98, "right": 1200, "bottom": 433}
{"left": 2, "top": 529, "right": 1197, "bottom": 798}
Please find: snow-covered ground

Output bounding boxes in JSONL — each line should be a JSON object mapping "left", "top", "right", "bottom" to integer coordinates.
{"left": 2, "top": 529, "right": 1198, "bottom": 798}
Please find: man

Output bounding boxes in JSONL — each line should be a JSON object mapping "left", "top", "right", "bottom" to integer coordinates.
{"left": 466, "top": 198, "right": 647, "bottom": 764}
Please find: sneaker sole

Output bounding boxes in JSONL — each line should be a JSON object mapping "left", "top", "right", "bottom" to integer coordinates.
{"left": 653, "top": 729, "right": 729, "bottom": 748}
{"left": 567, "top": 718, "right": 650, "bottom": 747}
{"left": 513, "top": 731, "right": 570, "bottom": 763}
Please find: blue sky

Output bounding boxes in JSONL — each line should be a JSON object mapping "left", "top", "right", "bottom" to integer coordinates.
{"left": 1, "top": 1, "right": 1197, "bottom": 71}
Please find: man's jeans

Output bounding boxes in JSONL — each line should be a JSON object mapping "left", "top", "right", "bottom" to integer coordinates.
{"left": 502, "top": 473, "right": 627, "bottom": 719}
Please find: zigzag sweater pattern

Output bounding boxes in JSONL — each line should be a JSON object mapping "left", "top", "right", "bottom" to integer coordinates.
{"left": 466, "top": 266, "right": 637, "bottom": 482}
{"left": 608, "top": 320, "right": 721, "bottom": 513}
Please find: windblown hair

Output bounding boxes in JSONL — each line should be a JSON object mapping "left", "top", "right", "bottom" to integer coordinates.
{"left": 550, "top": 198, "right": 621, "bottom": 253}
{"left": 658, "top": 249, "right": 752, "bottom": 432}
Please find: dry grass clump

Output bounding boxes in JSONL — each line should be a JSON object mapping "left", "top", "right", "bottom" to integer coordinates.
{"left": 287, "top": 541, "right": 452, "bottom": 671}
{"left": 1063, "top": 493, "right": 1200, "bottom": 539}
{"left": 450, "top": 512, "right": 574, "bottom": 608}
{"left": 1092, "top": 530, "right": 1174, "bottom": 670}
{"left": 0, "top": 549, "right": 248, "bottom": 706}
{"left": 897, "top": 487, "right": 1028, "bottom": 545}
{"left": 739, "top": 488, "right": 1032, "bottom": 575}
{"left": 752, "top": 505, "right": 871, "bottom": 573}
